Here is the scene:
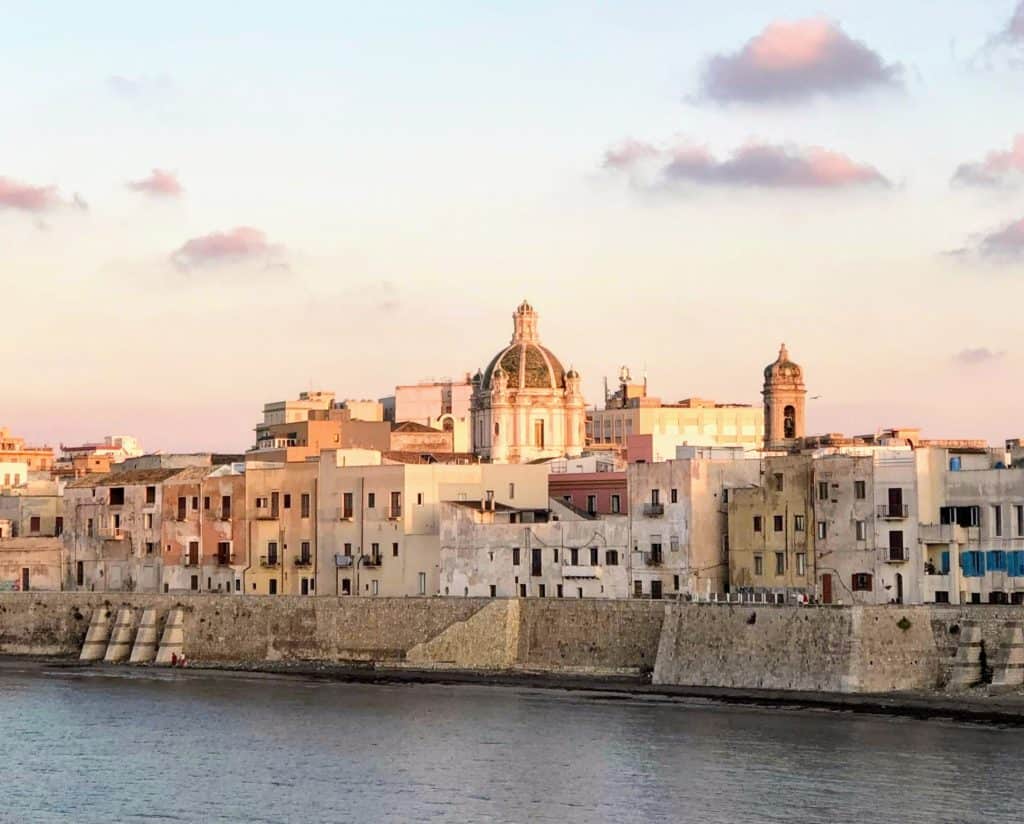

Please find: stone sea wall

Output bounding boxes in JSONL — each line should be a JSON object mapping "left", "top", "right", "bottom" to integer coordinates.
{"left": 2, "top": 593, "right": 1023, "bottom": 694}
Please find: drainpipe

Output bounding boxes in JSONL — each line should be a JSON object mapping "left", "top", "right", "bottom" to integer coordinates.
{"left": 313, "top": 476, "right": 319, "bottom": 597}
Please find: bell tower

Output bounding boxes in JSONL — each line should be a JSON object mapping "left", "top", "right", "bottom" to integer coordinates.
{"left": 762, "top": 343, "right": 806, "bottom": 450}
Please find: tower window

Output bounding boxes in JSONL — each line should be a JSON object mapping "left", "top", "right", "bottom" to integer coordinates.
{"left": 783, "top": 405, "right": 796, "bottom": 439}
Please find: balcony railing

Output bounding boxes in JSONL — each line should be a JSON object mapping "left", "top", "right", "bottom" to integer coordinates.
{"left": 877, "top": 504, "right": 909, "bottom": 519}
{"left": 644, "top": 550, "right": 663, "bottom": 566}
{"left": 642, "top": 503, "right": 664, "bottom": 518}
{"left": 216, "top": 553, "right": 234, "bottom": 566}
{"left": 388, "top": 507, "right": 402, "bottom": 520}
{"left": 254, "top": 506, "right": 278, "bottom": 520}
{"left": 562, "top": 565, "right": 603, "bottom": 579}
{"left": 294, "top": 555, "right": 313, "bottom": 568}
{"left": 361, "top": 555, "right": 382, "bottom": 567}
{"left": 260, "top": 555, "right": 281, "bottom": 568}
{"left": 98, "top": 527, "right": 127, "bottom": 540}
{"left": 334, "top": 554, "right": 354, "bottom": 568}
{"left": 884, "top": 546, "right": 909, "bottom": 563}
{"left": 336, "top": 506, "right": 354, "bottom": 521}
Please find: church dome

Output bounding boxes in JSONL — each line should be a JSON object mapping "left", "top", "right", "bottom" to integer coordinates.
{"left": 764, "top": 343, "right": 803, "bottom": 382}
{"left": 481, "top": 301, "right": 568, "bottom": 391}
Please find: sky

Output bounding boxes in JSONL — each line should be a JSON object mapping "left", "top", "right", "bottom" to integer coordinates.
{"left": 3, "top": 1, "right": 1024, "bottom": 452}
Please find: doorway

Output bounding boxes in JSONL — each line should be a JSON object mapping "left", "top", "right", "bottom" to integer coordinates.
{"left": 341, "top": 578, "right": 351, "bottom": 595}
{"left": 650, "top": 580, "right": 663, "bottom": 600}
{"left": 821, "top": 573, "right": 833, "bottom": 604}
{"left": 301, "top": 578, "right": 309, "bottom": 596}
{"left": 269, "top": 579, "right": 278, "bottom": 595}
{"left": 20, "top": 568, "right": 29, "bottom": 592}
{"left": 896, "top": 572, "right": 904, "bottom": 605}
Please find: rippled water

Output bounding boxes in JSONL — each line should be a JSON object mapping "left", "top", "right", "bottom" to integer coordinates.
{"left": 0, "top": 661, "right": 1021, "bottom": 823}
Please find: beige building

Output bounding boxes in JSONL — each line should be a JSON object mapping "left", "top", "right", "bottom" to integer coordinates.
{"left": 317, "top": 456, "right": 548, "bottom": 597}
{"left": 385, "top": 378, "right": 474, "bottom": 452}
{"left": 0, "top": 426, "right": 54, "bottom": 472}
{"left": 245, "top": 460, "right": 319, "bottom": 596}
{"left": 249, "top": 390, "right": 390, "bottom": 463}
{"left": 471, "top": 301, "right": 586, "bottom": 463}
{"left": 629, "top": 447, "right": 762, "bottom": 599}
{"left": 589, "top": 368, "right": 763, "bottom": 456}
{"left": 440, "top": 499, "right": 630, "bottom": 599}
{"left": 728, "top": 455, "right": 816, "bottom": 602}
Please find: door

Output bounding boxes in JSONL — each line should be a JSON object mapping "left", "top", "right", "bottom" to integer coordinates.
{"left": 650, "top": 580, "right": 663, "bottom": 600}
{"left": 269, "top": 579, "right": 278, "bottom": 595}
{"left": 896, "top": 573, "right": 904, "bottom": 605}
{"left": 531, "top": 548, "right": 542, "bottom": 577}
{"left": 20, "top": 568, "right": 29, "bottom": 592}
{"left": 821, "top": 573, "right": 833, "bottom": 604}
{"left": 301, "top": 578, "right": 309, "bottom": 596}
{"left": 888, "top": 487, "right": 903, "bottom": 517}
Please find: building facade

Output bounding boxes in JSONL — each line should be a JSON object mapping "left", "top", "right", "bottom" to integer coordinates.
{"left": 471, "top": 301, "right": 586, "bottom": 463}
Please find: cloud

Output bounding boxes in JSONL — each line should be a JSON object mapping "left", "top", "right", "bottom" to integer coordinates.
{"left": 1002, "top": 2, "right": 1024, "bottom": 44}
{"left": 106, "top": 74, "right": 173, "bottom": 99}
{"left": 170, "top": 227, "right": 284, "bottom": 270}
{"left": 953, "top": 347, "right": 1007, "bottom": 366}
{"left": 952, "top": 135, "right": 1024, "bottom": 187}
{"left": 699, "top": 18, "right": 902, "bottom": 103}
{"left": 952, "top": 218, "right": 1024, "bottom": 261}
{"left": 0, "top": 176, "right": 87, "bottom": 214}
{"left": 604, "top": 139, "right": 890, "bottom": 191}
{"left": 128, "top": 169, "right": 183, "bottom": 197}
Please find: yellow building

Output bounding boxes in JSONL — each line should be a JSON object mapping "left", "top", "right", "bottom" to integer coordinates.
{"left": 728, "top": 455, "right": 815, "bottom": 600}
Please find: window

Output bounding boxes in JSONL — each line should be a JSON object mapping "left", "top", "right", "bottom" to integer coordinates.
{"left": 145, "top": 486, "right": 156, "bottom": 505}
{"left": 531, "top": 548, "right": 542, "bottom": 576}
{"left": 775, "top": 552, "right": 785, "bottom": 575}
{"left": 533, "top": 419, "right": 545, "bottom": 447}
{"left": 611, "top": 495, "right": 621, "bottom": 514}
{"left": 301, "top": 493, "right": 311, "bottom": 518}
{"left": 283, "top": 494, "right": 291, "bottom": 510}
{"left": 29, "top": 516, "right": 40, "bottom": 533}
{"left": 217, "top": 542, "right": 230, "bottom": 564}
{"left": 418, "top": 573, "right": 427, "bottom": 595}
{"left": 87, "top": 518, "right": 94, "bottom": 537}
{"left": 342, "top": 492, "right": 354, "bottom": 519}
{"left": 300, "top": 542, "right": 311, "bottom": 564}
{"left": 203, "top": 496, "right": 210, "bottom": 510}
{"left": 417, "top": 492, "right": 424, "bottom": 506}
{"left": 586, "top": 495, "right": 597, "bottom": 515}
{"left": 634, "top": 580, "right": 643, "bottom": 597}
{"left": 520, "top": 584, "right": 528, "bottom": 597}
{"left": 187, "top": 541, "right": 199, "bottom": 566}
{"left": 651, "top": 489, "right": 660, "bottom": 505}
{"left": 390, "top": 491, "right": 401, "bottom": 517}
{"left": 538, "top": 584, "right": 546, "bottom": 597}
{"left": 817, "top": 482, "right": 828, "bottom": 501}
{"left": 773, "top": 515, "right": 784, "bottom": 532}
{"left": 221, "top": 496, "right": 232, "bottom": 519}
{"left": 783, "top": 405, "right": 796, "bottom": 439}
{"left": 993, "top": 505, "right": 1003, "bottom": 537}
{"left": 371, "top": 542, "right": 380, "bottom": 561}
{"left": 794, "top": 515, "right": 805, "bottom": 532}
{"left": 670, "top": 488, "right": 678, "bottom": 504}
{"left": 852, "top": 573, "right": 873, "bottom": 592}
{"left": 553, "top": 548, "right": 559, "bottom": 563}
{"left": 796, "top": 553, "right": 806, "bottom": 576}
{"left": 856, "top": 520, "right": 867, "bottom": 541}
{"left": 854, "top": 481, "right": 866, "bottom": 500}
{"left": 372, "top": 580, "right": 379, "bottom": 596}
{"left": 590, "top": 547, "right": 599, "bottom": 565}
{"left": 754, "top": 555, "right": 763, "bottom": 576}
{"left": 816, "top": 521, "right": 827, "bottom": 540}
{"left": 557, "top": 584, "right": 564, "bottom": 598}
{"left": 509, "top": 483, "right": 515, "bottom": 500}
{"left": 266, "top": 541, "right": 278, "bottom": 565}
{"left": 722, "top": 489, "right": 729, "bottom": 504}
{"left": 670, "top": 535, "right": 679, "bottom": 552}
{"left": 191, "top": 496, "right": 199, "bottom": 510}
{"left": 367, "top": 492, "right": 376, "bottom": 509}
{"left": 512, "top": 547, "right": 521, "bottom": 566}
{"left": 110, "top": 487, "right": 125, "bottom": 506}
{"left": 606, "top": 550, "right": 619, "bottom": 566}
{"left": 55, "top": 517, "right": 63, "bottom": 536}
{"left": 570, "top": 547, "right": 579, "bottom": 566}
{"left": 774, "top": 473, "right": 784, "bottom": 492}
{"left": 177, "top": 497, "right": 187, "bottom": 520}
{"left": 343, "top": 542, "right": 352, "bottom": 557}
{"left": 393, "top": 542, "right": 399, "bottom": 557}
{"left": 753, "top": 515, "right": 763, "bottom": 533}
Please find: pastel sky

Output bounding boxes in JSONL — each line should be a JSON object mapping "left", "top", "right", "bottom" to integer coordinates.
{"left": 4, "top": 1, "right": 1024, "bottom": 452}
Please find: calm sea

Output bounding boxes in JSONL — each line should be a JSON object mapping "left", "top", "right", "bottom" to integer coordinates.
{"left": 0, "top": 661, "right": 1020, "bottom": 823}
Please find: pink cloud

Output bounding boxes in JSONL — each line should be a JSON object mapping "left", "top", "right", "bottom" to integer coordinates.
{"left": 605, "top": 139, "right": 889, "bottom": 190}
{"left": 128, "top": 169, "right": 183, "bottom": 197}
{"left": 953, "top": 135, "right": 1024, "bottom": 187}
{"left": 171, "top": 227, "right": 283, "bottom": 270}
{"left": 978, "top": 218, "right": 1024, "bottom": 259}
{"left": 0, "top": 177, "right": 63, "bottom": 212}
{"left": 602, "top": 139, "right": 660, "bottom": 169}
{"left": 1006, "top": 2, "right": 1024, "bottom": 42}
{"left": 700, "top": 18, "right": 902, "bottom": 103}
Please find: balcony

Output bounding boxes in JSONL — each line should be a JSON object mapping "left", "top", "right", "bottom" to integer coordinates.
{"left": 260, "top": 555, "right": 281, "bottom": 568}
{"left": 920, "top": 523, "right": 977, "bottom": 545}
{"left": 388, "top": 508, "right": 402, "bottom": 521}
{"left": 216, "top": 553, "right": 234, "bottom": 566}
{"left": 294, "top": 555, "right": 313, "bottom": 568}
{"left": 883, "top": 546, "right": 909, "bottom": 563}
{"left": 361, "top": 555, "right": 382, "bottom": 568}
{"left": 337, "top": 507, "right": 354, "bottom": 521}
{"left": 334, "top": 554, "right": 354, "bottom": 568}
{"left": 98, "top": 527, "right": 127, "bottom": 541}
{"left": 254, "top": 506, "right": 278, "bottom": 520}
{"left": 643, "top": 550, "right": 664, "bottom": 567}
{"left": 184, "top": 557, "right": 200, "bottom": 568}
{"left": 642, "top": 503, "right": 665, "bottom": 518}
{"left": 877, "top": 504, "right": 909, "bottom": 519}
{"left": 562, "top": 565, "right": 603, "bottom": 579}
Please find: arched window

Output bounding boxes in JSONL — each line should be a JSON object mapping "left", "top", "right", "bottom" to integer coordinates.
{"left": 443, "top": 418, "right": 454, "bottom": 433}
{"left": 783, "top": 405, "right": 796, "bottom": 439}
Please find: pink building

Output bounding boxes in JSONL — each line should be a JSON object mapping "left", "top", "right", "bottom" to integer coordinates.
{"left": 548, "top": 471, "right": 627, "bottom": 516}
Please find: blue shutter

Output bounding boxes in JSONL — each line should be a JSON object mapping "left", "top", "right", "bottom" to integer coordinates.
{"left": 941, "top": 551, "right": 950, "bottom": 575}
